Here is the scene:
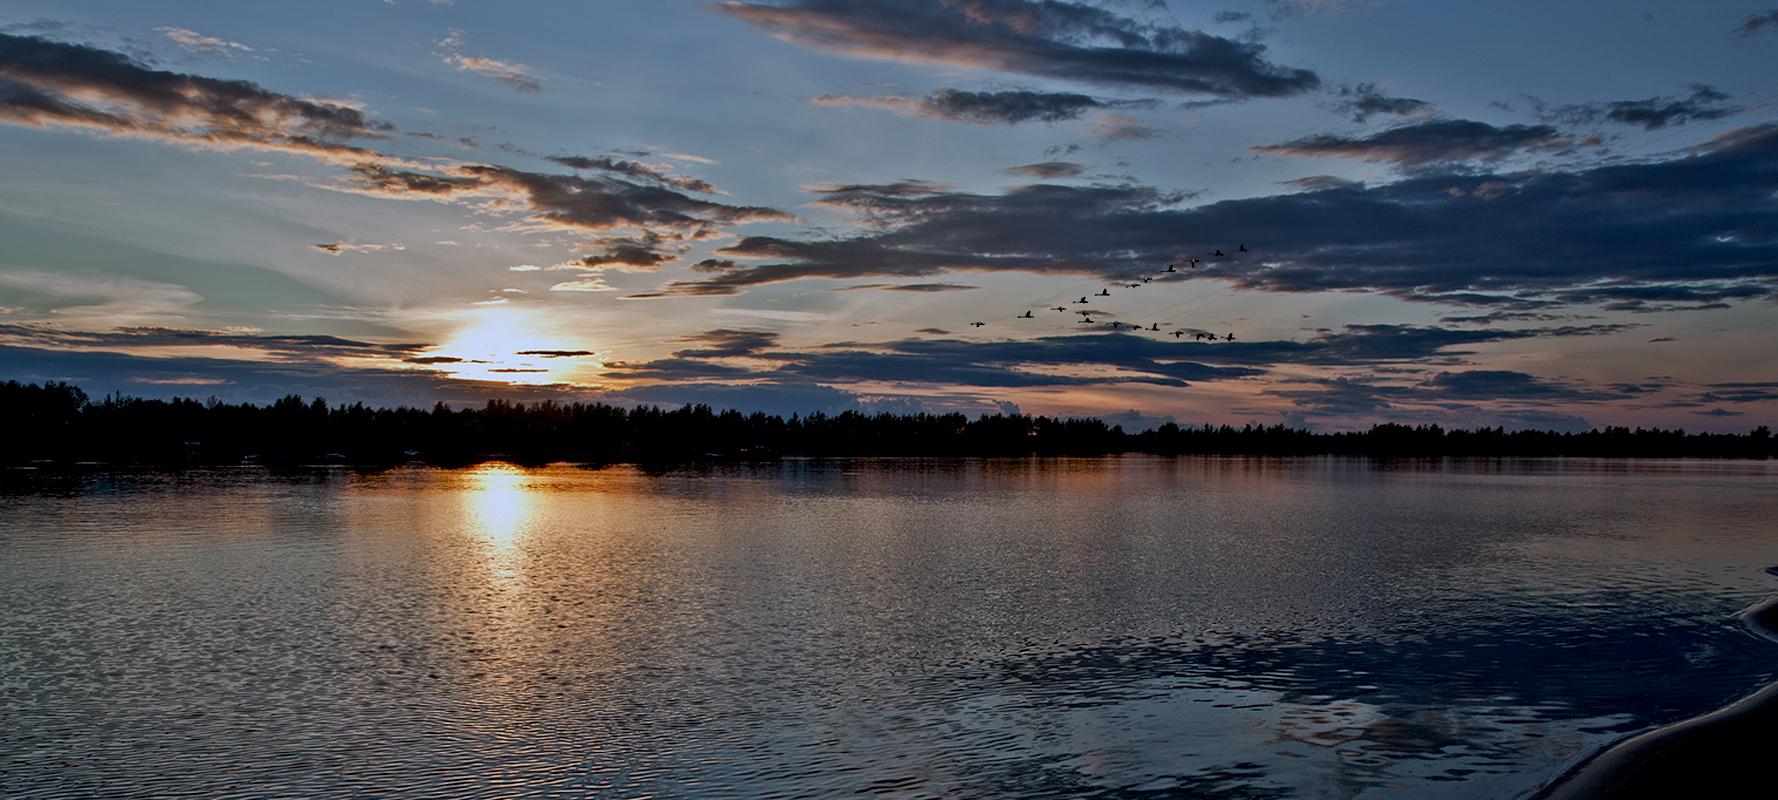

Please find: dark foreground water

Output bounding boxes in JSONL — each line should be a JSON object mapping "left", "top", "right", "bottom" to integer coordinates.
{"left": 2, "top": 456, "right": 1774, "bottom": 799}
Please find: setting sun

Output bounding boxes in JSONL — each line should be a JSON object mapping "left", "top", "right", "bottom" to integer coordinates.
{"left": 421, "top": 308, "right": 603, "bottom": 385}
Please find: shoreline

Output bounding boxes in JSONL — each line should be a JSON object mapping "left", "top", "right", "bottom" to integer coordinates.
{"left": 1528, "top": 593, "right": 1778, "bottom": 800}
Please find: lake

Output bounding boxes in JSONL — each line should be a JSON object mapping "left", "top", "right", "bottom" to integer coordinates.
{"left": 3, "top": 456, "right": 1774, "bottom": 799}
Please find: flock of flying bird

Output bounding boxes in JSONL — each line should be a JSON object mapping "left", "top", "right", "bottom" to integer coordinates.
{"left": 968, "top": 244, "right": 1252, "bottom": 341}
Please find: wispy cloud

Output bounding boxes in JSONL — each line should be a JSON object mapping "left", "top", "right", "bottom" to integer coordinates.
{"left": 435, "top": 29, "right": 543, "bottom": 93}
{"left": 1250, "top": 119, "right": 1572, "bottom": 165}
{"left": 713, "top": 0, "right": 1320, "bottom": 98}
{"left": 1733, "top": 9, "right": 1778, "bottom": 39}
{"left": 814, "top": 87, "right": 1108, "bottom": 124}
{"left": 155, "top": 27, "right": 256, "bottom": 58}
{"left": 1328, "top": 82, "right": 1431, "bottom": 123}
{"left": 0, "top": 33, "right": 390, "bottom": 163}
{"left": 1518, "top": 85, "right": 1742, "bottom": 131}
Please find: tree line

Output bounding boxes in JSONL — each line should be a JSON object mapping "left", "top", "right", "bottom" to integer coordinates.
{"left": 2, "top": 380, "right": 1772, "bottom": 465}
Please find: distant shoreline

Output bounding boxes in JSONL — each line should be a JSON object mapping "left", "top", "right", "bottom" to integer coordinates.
{"left": 4, "top": 379, "right": 1774, "bottom": 464}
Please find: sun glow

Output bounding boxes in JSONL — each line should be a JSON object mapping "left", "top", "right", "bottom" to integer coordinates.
{"left": 419, "top": 307, "right": 603, "bottom": 385}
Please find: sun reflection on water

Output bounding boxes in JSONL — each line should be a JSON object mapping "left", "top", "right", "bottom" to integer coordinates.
{"left": 464, "top": 462, "right": 535, "bottom": 546}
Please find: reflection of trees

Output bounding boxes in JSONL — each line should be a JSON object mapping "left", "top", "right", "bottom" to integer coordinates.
{"left": 1, "top": 380, "right": 1772, "bottom": 464}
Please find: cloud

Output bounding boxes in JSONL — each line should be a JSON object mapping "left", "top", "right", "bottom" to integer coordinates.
{"left": 828, "top": 282, "right": 977, "bottom": 291}
{"left": 435, "top": 30, "right": 543, "bottom": 93}
{"left": 814, "top": 87, "right": 1106, "bottom": 124}
{"left": 1085, "top": 112, "right": 1171, "bottom": 139}
{"left": 310, "top": 241, "right": 405, "bottom": 256}
{"left": 545, "top": 154, "right": 720, "bottom": 193}
{"left": 670, "top": 329, "right": 782, "bottom": 358}
{"left": 441, "top": 54, "right": 543, "bottom": 93}
{"left": 335, "top": 161, "right": 792, "bottom": 260}
{"left": 156, "top": 27, "right": 255, "bottom": 57}
{"left": 1278, "top": 174, "right": 1362, "bottom": 191}
{"left": 1522, "top": 85, "right": 1741, "bottom": 131}
{"left": 1003, "top": 161, "right": 1085, "bottom": 178}
{"left": 1328, "top": 82, "right": 1431, "bottom": 123}
{"left": 1733, "top": 10, "right": 1778, "bottom": 39}
{"left": 603, "top": 323, "right": 1627, "bottom": 398}
{"left": 0, "top": 322, "right": 427, "bottom": 360}
{"left": 1251, "top": 119, "right": 1571, "bottom": 165}
{"left": 0, "top": 33, "right": 390, "bottom": 162}
{"left": 643, "top": 124, "right": 1778, "bottom": 309}
{"left": 713, "top": 0, "right": 1320, "bottom": 98}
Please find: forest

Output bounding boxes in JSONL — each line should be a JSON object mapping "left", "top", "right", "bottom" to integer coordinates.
{"left": 3, "top": 380, "right": 1773, "bottom": 465}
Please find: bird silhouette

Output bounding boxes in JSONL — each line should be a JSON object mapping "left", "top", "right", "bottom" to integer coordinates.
{"left": 1110, "top": 321, "right": 1124, "bottom": 329}
{"left": 970, "top": 321, "right": 986, "bottom": 327}
{"left": 1053, "top": 306, "right": 1067, "bottom": 312}
{"left": 1189, "top": 258, "right": 1201, "bottom": 268}
{"left": 1211, "top": 249, "right": 1225, "bottom": 257}
{"left": 1143, "top": 277, "right": 1152, "bottom": 283}
{"left": 1237, "top": 244, "right": 1247, "bottom": 252}
{"left": 1080, "top": 317, "right": 1093, "bottom": 324}
{"left": 1019, "top": 311, "right": 1034, "bottom": 318}
{"left": 1166, "top": 264, "right": 1177, "bottom": 272}
{"left": 1171, "top": 330, "right": 1184, "bottom": 338}
{"left": 1149, "top": 323, "right": 1160, "bottom": 332}
{"left": 1225, "top": 332, "right": 1236, "bottom": 341}
{"left": 1075, "top": 297, "right": 1088, "bottom": 303}
{"left": 1097, "top": 288, "right": 1111, "bottom": 296}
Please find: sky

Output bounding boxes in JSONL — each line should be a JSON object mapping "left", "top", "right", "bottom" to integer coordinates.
{"left": 1, "top": 0, "right": 1776, "bottom": 432}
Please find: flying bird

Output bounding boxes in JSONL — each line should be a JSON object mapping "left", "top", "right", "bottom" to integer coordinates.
{"left": 1171, "top": 330, "right": 1184, "bottom": 338}
{"left": 1166, "top": 264, "right": 1177, "bottom": 272}
{"left": 970, "top": 321, "right": 986, "bottom": 327}
{"left": 1075, "top": 297, "right": 1088, "bottom": 303}
{"left": 1019, "top": 311, "right": 1034, "bottom": 318}
{"left": 1211, "top": 249, "right": 1225, "bottom": 257}
{"left": 1237, "top": 244, "right": 1248, "bottom": 252}
{"left": 1098, "top": 289, "right": 1111, "bottom": 297}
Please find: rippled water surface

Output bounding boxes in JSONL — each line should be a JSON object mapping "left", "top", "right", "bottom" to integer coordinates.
{"left": 4, "top": 457, "right": 1776, "bottom": 798}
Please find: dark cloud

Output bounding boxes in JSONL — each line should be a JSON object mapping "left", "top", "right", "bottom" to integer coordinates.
{"left": 1418, "top": 369, "right": 1627, "bottom": 401}
{"left": 1733, "top": 10, "right": 1778, "bottom": 39}
{"left": 669, "top": 329, "right": 782, "bottom": 358}
{"left": 0, "top": 33, "right": 389, "bottom": 163}
{"left": 544, "top": 154, "right": 720, "bottom": 194}
{"left": 1251, "top": 119, "right": 1570, "bottom": 165}
{"left": 828, "top": 282, "right": 977, "bottom": 291}
{"left": 516, "top": 350, "right": 597, "bottom": 358}
{"left": 1699, "top": 382, "right": 1778, "bottom": 404}
{"left": 0, "top": 323, "right": 427, "bottom": 359}
{"left": 341, "top": 162, "right": 792, "bottom": 255}
{"left": 1694, "top": 407, "right": 1745, "bottom": 417}
{"left": 647, "top": 124, "right": 1778, "bottom": 309}
{"left": 1261, "top": 369, "right": 1624, "bottom": 427}
{"left": 605, "top": 323, "right": 1628, "bottom": 397}
{"left": 1523, "top": 85, "right": 1740, "bottom": 131}
{"left": 1278, "top": 174, "right": 1361, "bottom": 191}
{"left": 714, "top": 0, "right": 1320, "bottom": 98}
{"left": 814, "top": 87, "right": 1107, "bottom": 124}
{"left": 1003, "top": 161, "right": 1085, "bottom": 178}
{"left": 1329, "top": 82, "right": 1432, "bottom": 123}
{"left": 0, "top": 34, "right": 787, "bottom": 274}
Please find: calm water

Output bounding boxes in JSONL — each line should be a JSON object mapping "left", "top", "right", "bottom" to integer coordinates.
{"left": 3, "top": 456, "right": 1775, "bottom": 799}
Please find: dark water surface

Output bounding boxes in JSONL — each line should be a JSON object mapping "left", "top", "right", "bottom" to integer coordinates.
{"left": 3, "top": 456, "right": 1774, "bottom": 799}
